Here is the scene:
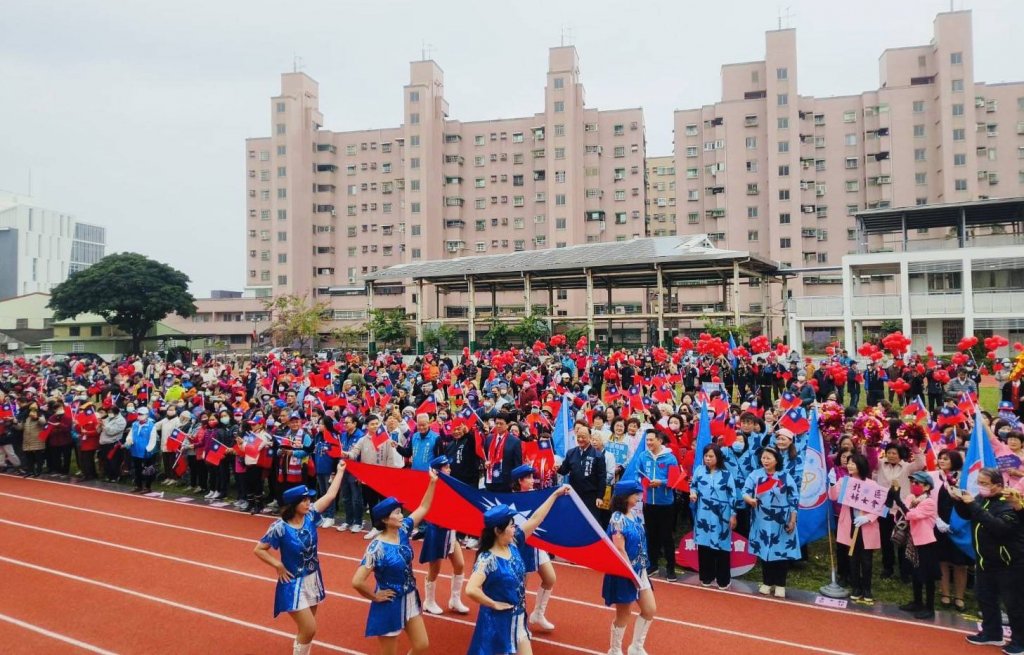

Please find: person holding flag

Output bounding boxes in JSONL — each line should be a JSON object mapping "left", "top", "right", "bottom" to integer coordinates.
{"left": 352, "top": 469, "right": 440, "bottom": 654}
{"left": 951, "top": 466, "right": 1024, "bottom": 650}
{"left": 253, "top": 459, "right": 348, "bottom": 655}
{"left": 509, "top": 464, "right": 557, "bottom": 632}
{"left": 689, "top": 444, "right": 739, "bottom": 589}
{"left": 828, "top": 453, "right": 880, "bottom": 604}
{"left": 742, "top": 446, "right": 800, "bottom": 597}
{"left": 887, "top": 470, "right": 940, "bottom": 620}
{"left": 602, "top": 478, "right": 657, "bottom": 655}
{"left": 418, "top": 456, "right": 471, "bottom": 617}
{"left": 464, "top": 485, "right": 571, "bottom": 655}
{"left": 636, "top": 428, "right": 679, "bottom": 581}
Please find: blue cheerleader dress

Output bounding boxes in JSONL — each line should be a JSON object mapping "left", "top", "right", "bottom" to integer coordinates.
{"left": 466, "top": 528, "right": 530, "bottom": 655}
{"left": 362, "top": 517, "right": 422, "bottom": 637}
{"left": 259, "top": 508, "right": 326, "bottom": 617}
{"left": 601, "top": 510, "right": 649, "bottom": 606}
{"left": 418, "top": 521, "right": 455, "bottom": 564}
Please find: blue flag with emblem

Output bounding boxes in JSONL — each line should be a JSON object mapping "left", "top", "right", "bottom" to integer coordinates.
{"left": 797, "top": 408, "right": 829, "bottom": 546}
{"left": 551, "top": 394, "right": 574, "bottom": 458}
{"left": 949, "top": 408, "right": 997, "bottom": 558}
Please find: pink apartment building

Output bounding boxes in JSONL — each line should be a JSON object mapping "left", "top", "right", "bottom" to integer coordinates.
{"left": 244, "top": 46, "right": 646, "bottom": 337}
{"left": 672, "top": 10, "right": 1024, "bottom": 343}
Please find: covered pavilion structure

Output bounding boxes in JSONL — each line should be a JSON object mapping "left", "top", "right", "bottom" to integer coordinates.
{"left": 362, "top": 235, "right": 785, "bottom": 354}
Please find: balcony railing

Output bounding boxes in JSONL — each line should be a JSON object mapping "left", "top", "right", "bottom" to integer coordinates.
{"left": 973, "top": 290, "right": 1024, "bottom": 314}
{"left": 791, "top": 296, "right": 844, "bottom": 318}
{"left": 909, "top": 292, "right": 963, "bottom": 315}
{"left": 852, "top": 294, "right": 901, "bottom": 316}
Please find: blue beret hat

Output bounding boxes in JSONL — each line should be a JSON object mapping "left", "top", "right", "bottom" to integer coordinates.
{"left": 282, "top": 486, "right": 316, "bottom": 505}
{"left": 612, "top": 479, "right": 643, "bottom": 497}
{"left": 483, "top": 504, "right": 515, "bottom": 529}
{"left": 371, "top": 496, "right": 402, "bottom": 523}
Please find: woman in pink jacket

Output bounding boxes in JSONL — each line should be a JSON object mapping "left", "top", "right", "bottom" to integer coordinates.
{"left": 828, "top": 453, "right": 880, "bottom": 604}
{"left": 888, "top": 470, "right": 939, "bottom": 620}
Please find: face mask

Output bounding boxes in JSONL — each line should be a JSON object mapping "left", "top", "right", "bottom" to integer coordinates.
{"left": 207, "top": 420, "right": 217, "bottom": 427}
{"left": 220, "top": 417, "right": 230, "bottom": 425}
{"left": 910, "top": 483, "right": 924, "bottom": 496}
{"left": 978, "top": 486, "right": 996, "bottom": 498}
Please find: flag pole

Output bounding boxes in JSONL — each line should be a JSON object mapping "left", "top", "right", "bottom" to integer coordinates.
{"left": 818, "top": 507, "right": 849, "bottom": 598}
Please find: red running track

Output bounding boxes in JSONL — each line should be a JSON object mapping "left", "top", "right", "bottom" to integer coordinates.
{"left": 0, "top": 475, "right": 972, "bottom": 654}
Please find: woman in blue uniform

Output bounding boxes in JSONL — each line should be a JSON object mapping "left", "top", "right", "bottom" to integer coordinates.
{"left": 742, "top": 446, "right": 800, "bottom": 598}
{"left": 465, "top": 485, "right": 571, "bottom": 655}
{"left": 253, "top": 460, "right": 347, "bottom": 655}
{"left": 419, "top": 456, "right": 470, "bottom": 615}
{"left": 351, "top": 469, "right": 439, "bottom": 655}
{"left": 603, "top": 479, "right": 657, "bottom": 655}
{"left": 510, "top": 464, "right": 557, "bottom": 631}
{"left": 689, "top": 444, "right": 738, "bottom": 589}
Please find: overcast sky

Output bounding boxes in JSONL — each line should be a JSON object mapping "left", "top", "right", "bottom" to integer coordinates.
{"left": 1, "top": 0, "right": 1019, "bottom": 296}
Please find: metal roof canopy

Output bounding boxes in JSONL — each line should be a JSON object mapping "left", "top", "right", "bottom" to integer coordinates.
{"left": 363, "top": 235, "right": 781, "bottom": 292}
{"left": 856, "top": 197, "right": 1024, "bottom": 235}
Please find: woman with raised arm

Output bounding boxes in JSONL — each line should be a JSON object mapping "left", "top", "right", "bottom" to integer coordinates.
{"left": 351, "top": 469, "right": 439, "bottom": 655}
{"left": 253, "top": 460, "right": 347, "bottom": 655}
{"left": 465, "top": 485, "right": 572, "bottom": 655}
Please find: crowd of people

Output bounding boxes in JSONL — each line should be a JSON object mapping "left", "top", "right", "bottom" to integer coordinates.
{"left": 2, "top": 332, "right": 1024, "bottom": 654}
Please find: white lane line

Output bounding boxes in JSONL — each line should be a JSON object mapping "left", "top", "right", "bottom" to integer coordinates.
{"left": 0, "top": 518, "right": 603, "bottom": 655}
{"left": 0, "top": 479, "right": 974, "bottom": 639}
{"left": 0, "top": 554, "right": 365, "bottom": 655}
{"left": 0, "top": 612, "right": 120, "bottom": 654}
{"left": 0, "top": 518, "right": 852, "bottom": 655}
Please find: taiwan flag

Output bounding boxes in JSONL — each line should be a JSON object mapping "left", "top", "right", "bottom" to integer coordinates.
{"left": 205, "top": 440, "right": 227, "bottom": 466}
{"left": 345, "top": 461, "right": 638, "bottom": 581}
{"left": 416, "top": 397, "right": 437, "bottom": 417}
{"left": 370, "top": 424, "right": 391, "bottom": 449}
{"left": 779, "top": 408, "right": 810, "bottom": 435}
{"left": 779, "top": 390, "right": 801, "bottom": 412}
{"left": 167, "top": 429, "right": 187, "bottom": 453}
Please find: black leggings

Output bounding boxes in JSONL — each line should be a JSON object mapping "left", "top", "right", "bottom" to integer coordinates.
{"left": 643, "top": 503, "right": 677, "bottom": 574}
{"left": 762, "top": 560, "right": 790, "bottom": 587}
{"left": 188, "top": 454, "right": 207, "bottom": 490}
{"left": 132, "top": 456, "right": 155, "bottom": 490}
{"left": 47, "top": 444, "right": 73, "bottom": 475}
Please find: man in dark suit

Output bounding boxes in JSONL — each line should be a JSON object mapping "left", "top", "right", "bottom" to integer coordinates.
{"left": 481, "top": 413, "right": 521, "bottom": 492}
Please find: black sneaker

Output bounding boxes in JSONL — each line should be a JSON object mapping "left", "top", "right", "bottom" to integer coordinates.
{"left": 965, "top": 633, "right": 1003, "bottom": 646}
{"left": 899, "top": 601, "right": 923, "bottom": 612}
{"left": 1002, "top": 644, "right": 1024, "bottom": 655}
{"left": 665, "top": 572, "right": 678, "bottom": 582}
{"left": 913, "top": 609, "right": 935, "bottom": 620}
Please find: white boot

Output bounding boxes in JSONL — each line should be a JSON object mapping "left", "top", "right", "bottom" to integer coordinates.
{"left": 627, "top": 616, "right": 652, "bottom": 655}
{"left": 448, "top": 574, "right": 470, "bottom": 614}
{"left": 293, "top": 640, "right": 312, "bottom": 655}
{"left": 422, "top": 580, "right": 443, "bottom": 615}
{"left": 608, "top": 623, "right": 626, "bottom": 655}
{"left": 529, "top": 587, "right": 555, "bottom": 631}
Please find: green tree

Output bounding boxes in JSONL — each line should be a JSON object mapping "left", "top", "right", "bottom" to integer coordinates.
{"left": 331, "top": 324, "right": 368, "bottom": 351}
{"left": 263, "top": 294, "right": 329, "bottom": 353}
{"left": 48, "top": 252, "right": 196, "bottom": 355}
{"left": 422, "top": 323, "right": 458, "bottom": 351}
{"left": 699, "top": 317, "right": 750, "bottom": 343}
{"left": 367, "top": 309, "right": 409, "bottom": 348}
{"left": 511, "top": 314, "right": 550, "bottom": 345}
{"left": 879, "top": 319, "right": 903, "bottom": 337}
{"left": 486, "top": 317, "right": 511, "bottom": 349}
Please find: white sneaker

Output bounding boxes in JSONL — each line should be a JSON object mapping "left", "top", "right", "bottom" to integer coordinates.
{"left": 335, "top": 522, "right": 349, "bottom": 532}
{"left": 773, "top": 586, "right": 786, "bottom": 598}
{"left": 758, "top": 584, "right": 771, "bottom": 595}
{"left": 349, "top": 524, "right": 363, "bottom": 534}
{"left": 364, "top": 528, "right": 380, "bottom": 540}
{"left": 237, "top": 501, "right": 249, "bottom": 511}
{"left": 464, "top": 538, "right": 479, "bottom": 549}
{"left": 320, "top": 518, "right": 335, "bottom": 528}
{"left": 266, "top": 501, "right": 279, "bottom": 511}
{"left": 204, "top": 491, "right": 216, "bottom": 499}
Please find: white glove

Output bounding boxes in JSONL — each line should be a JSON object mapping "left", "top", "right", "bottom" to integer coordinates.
{"left": 935, "top": 517, "right": 950, "bottom": 533}
{"left": 827, "top": 468, "right": 837, "bottom": 486}
{"left": 853, "top": 515, "right": 869, "bottom": 528}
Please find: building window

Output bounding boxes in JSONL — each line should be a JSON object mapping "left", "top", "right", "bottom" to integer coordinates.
{"left": 777, "top": 117, "right": 789, "bottom": 129}
{"left": 553, "top": 77, "right": 564, "bottom": 89}
{"left": 277, "top": 275, "right": 287, "bottom": 285}
{"left": 844, "top": 134, "right": 857, "bottom": 146}
{"left": 953, "top": 128, "right": 965, "bottom": 141}
{"left": 778, "top": 165, "right": 789, "bottom": 176}
{"left": 276, "top": 102, "right": 286, "bottom": 113}
{"left": 955, "top": 179, "right": 968, "bottom": 191}
{"left": 411, "top": 225, "right": 421, "bottom": 236}
{"left": 409, "top": 113, "right": 419, "bottom": 125}
{"left": 952, "top": 104, "right": 964, "bottom": 117}
{"left": 778, "top": 141, "right": 789, "bottom": 153}
{"left": 950, "top": 52, "right": 962, "bottom": 65}
{"left": 747, "top": 206, "right": 758, "bottom": 218}
{"left": 777, "top": 67, "right": 788, "bottom": 80}
{"left": 411, "top": 248, "right": 421, "bottom": 259}
{"left": 277, "top": 231, "right": 287, "bottom": 241}
{"left": 915, "top": 172, "right": 927, "bottom": 185}
{"left": 913, "top": 100, "right": 925, "bottom": 113}
{"left": 779, "top": 213, "right": 791, "bottom": 224}
{"left": 780, "top": 238, "right": 791, "bottom": 249}
{"left": 553, "top": 101, "right": 564, "bottom": 113}
{"left": 409, "top": 91, "right": 419, "bottom": 102}
{"left": 778, "top": 189, "right": 790, "bottom": 200}
{"left": 914, "top": 148, "right": 926, "bottom": 161}
{"left": 777, "top": 94, "right": 788, "bottom": 106}
{"left": 275, "top": 123, "right": 286, "bottom": 135}
{"left": 745, "top": 137, "right": 757, "bottom": 149}
{"left": 951, "top": 79, "right": 964, "bottom": 93}
{"left": 913, "top": 124, "right": 925, "bottom": 138}
{"left": 747, "top": 230, "right": 759, "bottom": 241}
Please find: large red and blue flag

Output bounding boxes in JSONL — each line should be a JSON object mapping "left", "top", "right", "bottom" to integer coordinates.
{"left": 345, "top": 461, "right": 638, "bottom": 581}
